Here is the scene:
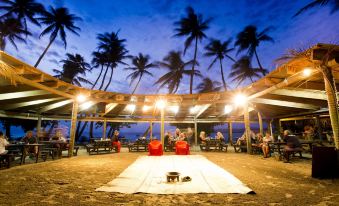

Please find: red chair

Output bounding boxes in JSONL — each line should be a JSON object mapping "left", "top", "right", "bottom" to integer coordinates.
{"left": 112, "top": 141, "right": 121, "bottom": 153}
{"left": 175, "top": 141, "right": 190, "bottom": 155}
{"left": 148, "top": 140, "right": 163, "bottom": 156}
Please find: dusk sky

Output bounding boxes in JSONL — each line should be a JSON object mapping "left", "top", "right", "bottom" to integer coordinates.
{"left": 3, "top": 0, "right": 339, "bottom": 94}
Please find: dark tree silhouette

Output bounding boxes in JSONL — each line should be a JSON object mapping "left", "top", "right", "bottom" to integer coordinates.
{"left": 196, "top": 77, "right": 223, "bottom": 93}
{"left": 174, "top": 6, "right": 211, "bottom": 94}
{"left": 0, "top": 17, "right": 30, "bottom": 50}
{"left": 35, "top": 6, "right": 81, "bottom": 67}
{"left": 294, "top": 0, "right": 339, "bottom": 17}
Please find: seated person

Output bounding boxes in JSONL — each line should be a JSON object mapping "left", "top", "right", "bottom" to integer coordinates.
{"left": 111, "top": 130, "right": 121, "bottom": 152}
{"left": 303, "top": 125, "right": 315, "bottom": 141}
{"left": 50, "top": 130, "right": 68, "bottom": 150}
{"left": 252, "top": 133, "right": 263, "bottom": 147}
{"left": 178, "top": 132, "right": 187, "bottom": 142}
{"left": 0, "top": 131, "right": 9, "bottom": 155}
{"left": 262, "top": 132, "right": 272, "bottom": 158}
{"left": 174, "top": 128, "right": 181, "bottom": 141}
{"left": 236, "top": 134, "right": 246, "bottom": 146}
{"left": 215, "top": 132, "right": 225, "bottom": 142}
{"left": 282, "top": 130, "right": 302, "bottom": 162}
{"left": 199, "top": 131, "right": 207, "bottom": 144}
{"left": 186, "top": 127, "right": 193, "bottom": 145}
{"left": 21, "top": 131, "right": 38, "bottom": 155}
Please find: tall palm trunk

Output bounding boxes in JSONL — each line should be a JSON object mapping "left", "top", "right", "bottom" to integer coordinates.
{"left": 104, "top": 67, "right": 114, "bottom": 91}
{"left": 254, "top": 49, "right": 266, "bottom": 76}
{"left": 190, "top": 37, "right": 198, "bottom": 94}
{"left": 321, "top": 65, "right": 339, "bottom": 149}
{"left": 91, "top": 65, "right": 104, "bottom": 89}
{"left": 89, "top": 121, "right": 94, "bottom": 139}
{"left": 35, "top": 35, "right": 56, "bottom": 67}
{"left": 219, "top": 58, "right": 227, "bottom": 91}
{"left": 0, "top": 36, "right": 5, "bottom": 51}
{"left": 132, "top": 74, "right": 143, "bottom": 94}
{"left": 98, "top": 65, "right": 110, "bottom": 90}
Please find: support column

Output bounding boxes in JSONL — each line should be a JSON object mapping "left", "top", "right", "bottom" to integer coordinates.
{"left": 194, "top": 119, "right": 198, "bottom": 145}
{"left": 68, "top": 101, "right": 78, "bottom": 157}
{"left": 258, "top": 112, "right": 263, "bottom": 135}
{"left": 268, "top": 119, "right": 273, "bottom": 137}
{"left": 150, "top": 121, "right": 153, "bottom": 141}
{"left": 37, "top": 115, "right": 42, "bottom": 142}
{"left": 160, "top": 108, "right": 165, "bottom": 149}
{"left": 102, "top": 119, "right": 107, "bottom": 139}
{"left": 228, "top": 121, "right": 233, "bottom": 145}
{"left": 244, "top": 103, "right": 252, "bottom": 154}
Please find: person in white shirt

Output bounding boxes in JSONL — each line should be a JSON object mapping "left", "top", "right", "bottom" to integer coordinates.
{"left": 0, "top": 131, "right": 9, "bottom": 154}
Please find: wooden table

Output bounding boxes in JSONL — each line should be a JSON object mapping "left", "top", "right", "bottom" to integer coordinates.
{"left": 6, "top": 143, "right": 43, "bottom": 164}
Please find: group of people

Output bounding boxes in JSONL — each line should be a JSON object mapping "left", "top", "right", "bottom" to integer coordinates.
{"left": 164, "top": 128, "right": 194, "bottom": 145}
{"left": 199, "top": 131, "right": 225, "bottom": 144}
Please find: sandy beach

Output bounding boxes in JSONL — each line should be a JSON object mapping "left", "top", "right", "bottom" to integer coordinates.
{"left": 0, "top": 149, "right": 338, "bottom": 206}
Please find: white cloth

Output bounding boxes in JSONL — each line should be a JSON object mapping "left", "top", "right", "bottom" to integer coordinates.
{"left": 0, "top": 137, "right": 9, "bottom": 154}
{"left": 96, "top": 155, "right": 253, "bottom": 194}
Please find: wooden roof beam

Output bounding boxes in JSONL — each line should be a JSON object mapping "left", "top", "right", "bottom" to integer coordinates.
{"left": 103, "top": 103, "right": 118, "bottom": 116}
{"left": 251, "top": 98, "right": 320, "bottom": 110}
{"left": 195, "top": 104, "right": 211, "bottom": 119}
{"left": 270, "top": 88, "right": 327, "bottom": 100}
{"left": 39, "top": 99, "right": 73, "bottom": 113}
{"left": 1, "top": 97, "right": 64, "bottom": 110}
{"left": 0, "top": 90, "right": 50, "bottom": 100}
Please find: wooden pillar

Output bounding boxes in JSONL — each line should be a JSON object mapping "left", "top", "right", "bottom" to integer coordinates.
{"left": 37, "top": 115, "right": 42, "bottom": 142}
{"left": 228, "top": 121, "right": 233, "bottom": 145}
{"left": 268, "top": 119, "right": 273, "bottom": 137}
{"left": 194, "top": 119, "right": 198, "bottom": 145}
{"left": 102, "top": 119, "right": 107, "bottom": 139}
{"left": 244, "top": 103, "right": 252, "bottom": 154}
{"left": 160, "top": 108, "right": 165, "bottom": 149}
{"left": 68, "top": 101, "right": 78, "bottom": 157}
{"left": 258, "top": 112, "right": 263, "bottom": 135}
{"left": 150, "top": 121, "right": 153, "bottom": 141}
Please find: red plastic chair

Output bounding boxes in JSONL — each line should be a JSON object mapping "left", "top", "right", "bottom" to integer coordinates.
{"left": 175, "top": 141, "right": 190, "bottom": 155}
{"left": 148, "top": 140, "right": 163, "bottom": 156}
{"left": 112, "top": 141, "right": 121, "bottom": 153}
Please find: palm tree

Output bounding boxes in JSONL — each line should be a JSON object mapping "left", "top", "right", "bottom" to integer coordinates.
{"left": 34, "top": 6, "right": 81, "bottom": 67}
{"left": 155, "top": 51, "right": 201, "bottom": 94}
{"left": 235, "top": 25, "right": 273, "bottom": 76}
{"left": 96, "top": 32, "right": 128, "bottom": 91}
{"left": 196, "top": 77, "right": 222, "bottom": 93}
{"left": 53, "top": 53, "right": 91, "bottom": 87}
{"left": 294, "top": 0, "right": 339, "bottom": 17}
{"left": 204, "top": 38, "right": 235, "bottom": 91}
{"left": 0, "top": 17, "right": 30, "bottom": 50}
{"left": 0, "top": 0, "right": 45, "bottom": 33}
{"left": 229, "top": 56, "right": 266, "bottom": 86}
{"left": 174, "top": 6, "right": 211, "bottom": 94}
{"left": 91, "top": 51, "right": 108, "bottom": 89}
{"left": 125, "top": 53, "right": 156, "bottom": 94}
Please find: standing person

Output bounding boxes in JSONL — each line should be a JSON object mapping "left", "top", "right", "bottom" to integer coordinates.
{"left": 111, "top": 130, "right": 121, "bottom": 153}
{"left": 0, "top": 131, "right": 9, "bottom": 154}
{"left": 186, "top": 127, "right": 193, "bottom": 145}
{"left": 262, "top": 132, "right": 272, "bottom": 158}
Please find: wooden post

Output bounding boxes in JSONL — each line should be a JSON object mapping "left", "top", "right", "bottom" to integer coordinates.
{"left": 244, "top": 103, "right": 252, "bottom": 154}
{"left": 268, "top": 119, "right": 273, "bottom": 137}
{"left": 194, "top": 119, "right": 198, "bottom": 145}
{"left": 160, "top": 108, "right": 165, "bottom": 149}
{"left": 150, "top": 121, "right": 153, "bottom": 141}
{"left": 258, "top": 112, "right": 263, "bottom": 135}
{"left": 68, "top": 100, "right": 78, "bottom": 157}
{"left": 37, "top": 114, "right": 42, "bottom": 142}
{"left": 228, "top": 121, "right": 233, "bottom": 145}
{"left": 103, "top": 119, "right": 107, "bottom": 139}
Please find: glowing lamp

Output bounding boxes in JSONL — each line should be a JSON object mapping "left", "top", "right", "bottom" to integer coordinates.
{"left": 126, "top": 104, "right": 136, "bottom": 112}
{"left": 224, "top": 105, "right": 233, "bottom": 114}
{"left": 233, "top": 94, "right": 247, "bottom": 105}
{"left": 170, "top": 106, "right": 179, "bottom": 114}
{"left": 142, "top": 105, "right": 151, "bottom": 112}
{"left": 302, "top": 68, "right": 312, "bottom": 77}
{"left": 81, "top": 101, "right": 93, "bottom": 110}
{"left": 156, "top": 99, "right": 166, "bottom": 109}
{"left": 190, "top": 106, "right": 198, "bottom": 114}
{"left": 76, "top": 94, "right": 87, "bottom": 102}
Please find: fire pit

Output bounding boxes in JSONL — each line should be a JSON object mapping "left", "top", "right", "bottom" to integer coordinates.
{"left": 166, "top": 172, "right": 180, "bottom": 182}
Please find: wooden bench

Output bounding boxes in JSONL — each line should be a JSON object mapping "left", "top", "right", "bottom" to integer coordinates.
{"left": 164, "top": 142, "right": 175, "bottom": 152}
{"left": 283, "top": 147, "right": 303, "bottom": 162}
{"left": 128, "top": 140, "right": 148, "bottom": 152}
{"left": 200, "top": 140, "right": 228, "bottom": 152}
{"left": 233, "top": 142, "right": 247, "bottom": 153}
{"left": 86, "top": 140, "right": 114, "bottom": 155}
{"left": 0, "top": 153, "right": 14, "bottom": 168}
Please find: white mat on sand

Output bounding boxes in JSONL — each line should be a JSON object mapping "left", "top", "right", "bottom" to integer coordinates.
{"left": 96, "top": 155, "right": 253, "bottom": 194}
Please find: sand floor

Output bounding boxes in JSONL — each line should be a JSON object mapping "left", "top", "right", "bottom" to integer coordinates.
{"left": 0, "top": 149, "right": 338, "bottom": 206}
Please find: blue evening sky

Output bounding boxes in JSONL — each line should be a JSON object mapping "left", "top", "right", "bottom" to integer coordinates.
{"left": 3, "top": 0, "right": 339, "bottom": 95}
